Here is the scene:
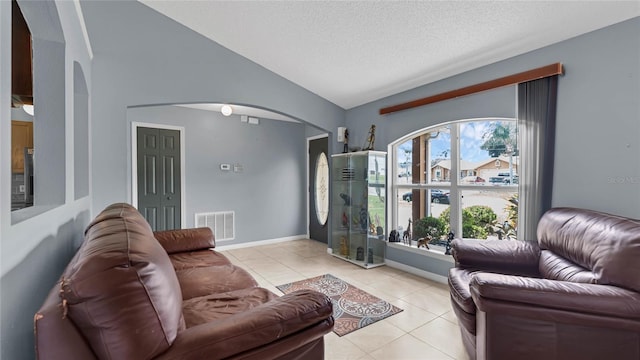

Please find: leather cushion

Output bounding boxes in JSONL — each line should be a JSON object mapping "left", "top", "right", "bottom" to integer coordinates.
{"left": 539, "top": 250, "right": 596, "bottom": 283}
{"left": 154, "top": 227, "right": 215, "bottom": 254}
{"left": 176, "top": 264, "right": 258, "bottom": 300}
{"left": 169, "top": 250, "right": 231, "bottom": 270}
{"left": 182, "top": 287, "right": 278, "bottom": 328}
{"left": 60, "top": 203, "right": 183, "bottom": 360}
{"left": 538, "top": 207, "right": 640, "bottom": 292}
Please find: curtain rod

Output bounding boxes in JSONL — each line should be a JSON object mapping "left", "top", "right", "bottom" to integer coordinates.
{"left": 379, "top": 63, "right": 563, "bottom": 115}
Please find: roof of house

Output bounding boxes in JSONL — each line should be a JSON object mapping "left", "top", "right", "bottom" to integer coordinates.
{"left": 432, "top": 155, "right": 519, "bottom": 171}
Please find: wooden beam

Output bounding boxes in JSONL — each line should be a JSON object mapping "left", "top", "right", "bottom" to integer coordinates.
{"left": 380, "top": 63, "right": 563, "bottom": 115}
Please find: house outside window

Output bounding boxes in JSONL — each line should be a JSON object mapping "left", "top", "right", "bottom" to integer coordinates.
{"left": 391, "top": 119, "right": 519, "bottom": 252}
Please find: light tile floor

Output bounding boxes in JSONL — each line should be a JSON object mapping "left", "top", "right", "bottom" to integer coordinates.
{"left": 220, "top": 239, "right": 470, "bottom": 360}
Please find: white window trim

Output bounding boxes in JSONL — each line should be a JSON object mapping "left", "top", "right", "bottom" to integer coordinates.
{"left": 388, "top": 118, "right": 520, "bottom": 255}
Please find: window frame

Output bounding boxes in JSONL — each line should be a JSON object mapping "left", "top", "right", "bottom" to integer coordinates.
{"left": 388, "top": 118, "right": 519, "bottom": 250}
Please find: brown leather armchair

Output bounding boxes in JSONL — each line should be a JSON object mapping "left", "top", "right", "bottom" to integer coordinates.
{"left": 448, "top": 207, "right": 640, "bottom": 360}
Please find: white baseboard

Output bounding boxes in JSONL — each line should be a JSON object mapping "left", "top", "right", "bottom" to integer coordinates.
{"left": 215, "top": 234, "right": 307, "bottom": 251}
{"left": 215, "top": 236, "right": 449, "bottom": 285}
{"left": 385, "top": 259, "right": 449, "bottom": 284}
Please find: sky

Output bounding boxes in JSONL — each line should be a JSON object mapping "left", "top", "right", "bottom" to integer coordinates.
{"left": 397, "top": 120, "right": 515, "bottom": 165}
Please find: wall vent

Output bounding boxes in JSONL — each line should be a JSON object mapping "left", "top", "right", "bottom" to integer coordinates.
{"left": 195, "top": 211, "right": 235, "bottom": 241}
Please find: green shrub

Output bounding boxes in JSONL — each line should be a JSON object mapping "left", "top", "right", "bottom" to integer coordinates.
{"left": 463, "top": 223, "right": 488, "bottom": 239}
{"left": 466, "top": 205, "right": 497, "bottom": 228}
{"left": 439, "top": 205, "right": 497, "bottom": 239}
{"left": 413, "top": 216, "right": 446, "bottom": 240}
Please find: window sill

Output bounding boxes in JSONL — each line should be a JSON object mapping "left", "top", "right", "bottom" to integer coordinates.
{"left": 11, "top": 205, "right": 58, "bottom": 225}
{"left": 387, "top": 242, "right": 455, "bottom": 264}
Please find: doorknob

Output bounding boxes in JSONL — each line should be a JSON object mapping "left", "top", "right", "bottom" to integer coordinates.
{"left": 167, "top": 196, "right": 172, "bottom": 200}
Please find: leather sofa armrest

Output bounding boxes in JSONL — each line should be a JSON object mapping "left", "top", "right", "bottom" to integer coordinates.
{"left": 154, "top": 228, "right": 215, "bottom": 254}
{"left": 470, "top": 272, "right": 640, "bottom": 321}
{"left": 452, "top": 239, "right": 540, "bottom": 276}
{"left": 155, "top": 290, "right": 334, "bottom": 360}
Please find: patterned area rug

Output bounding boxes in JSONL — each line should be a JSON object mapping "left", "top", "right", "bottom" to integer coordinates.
{"left": 276, "top": 274, "right": 403, "bottom": 336}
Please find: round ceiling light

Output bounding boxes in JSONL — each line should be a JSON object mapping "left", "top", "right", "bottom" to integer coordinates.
{"left": 221, "top": 104, "right": 233, "bottom": 116}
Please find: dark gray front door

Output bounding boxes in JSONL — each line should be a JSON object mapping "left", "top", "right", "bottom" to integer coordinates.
{"left": 309, "top": 137, "right": 329, "bottom": 243}
{"left": 137, "top": 127, "right": 181, "bottom": 231}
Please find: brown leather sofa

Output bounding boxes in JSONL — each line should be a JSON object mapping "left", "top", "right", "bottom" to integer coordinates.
{"left": 34, "top": 203, "right": 334, "bottom": 360}
{"left": 448, "top": 207, "right": 640, "bottom": 360}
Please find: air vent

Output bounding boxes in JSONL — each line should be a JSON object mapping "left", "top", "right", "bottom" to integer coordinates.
{"left": 195, "top": 211, "right": 235, "bottom": 241}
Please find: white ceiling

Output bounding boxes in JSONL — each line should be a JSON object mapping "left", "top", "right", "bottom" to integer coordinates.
{"left": 140, "top": 1, "right": 639, "bottom": 110}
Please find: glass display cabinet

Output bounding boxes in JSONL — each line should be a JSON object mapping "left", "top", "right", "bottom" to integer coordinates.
{"left": 330, "top": 151, "right": 386, "bottom": 268}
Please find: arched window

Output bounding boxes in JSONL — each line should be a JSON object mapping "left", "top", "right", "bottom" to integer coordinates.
{"left": 391, "top": 118, "right": 519, "bottom": 252}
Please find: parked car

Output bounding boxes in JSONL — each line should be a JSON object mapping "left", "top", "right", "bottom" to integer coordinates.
{"left": 432, "top": 192, "right": 450, "bottom": 204}
{"left": 489, "top": 174, "right": 519, "bottom": 185}
{"left": 489, "top": 176, "right": 508, "bottom": 184}
{"left": 402, "top": 189, "right": 450, "bottom": 204}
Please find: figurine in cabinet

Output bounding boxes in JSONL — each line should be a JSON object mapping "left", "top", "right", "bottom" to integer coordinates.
{"left": 359, "top": 208, "right": 368, "bottom": 233}
{"left": 340, "top": 236, "right": 349, "bottom": 256}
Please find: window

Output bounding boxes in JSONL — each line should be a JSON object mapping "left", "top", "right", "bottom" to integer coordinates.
{"left": 10, "top": 0, "right": 66, "bottom": 222}
{"left": 391, "top": 119, "right": 519, "bottom": 252}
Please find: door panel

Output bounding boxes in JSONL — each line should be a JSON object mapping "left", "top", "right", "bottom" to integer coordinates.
{"left": 144, "top": 207, "right": 158, "bottom": 230}
{"left": 309, "top": 137, "right": 329, "bottom": 244}
{"left": 143, "top": 155, "right": 157, "bottom": 195}
{"left": 137, "top": 127, "right": 181, "bottom": 231}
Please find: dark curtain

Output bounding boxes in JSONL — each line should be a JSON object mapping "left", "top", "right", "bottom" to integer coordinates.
{"left": 517, "top": 75, "right": 559, "bottom": 240}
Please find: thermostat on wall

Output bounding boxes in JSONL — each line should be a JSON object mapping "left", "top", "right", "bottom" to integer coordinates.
{"left": 220, "top": 164, "right": 231, "bottom": 171}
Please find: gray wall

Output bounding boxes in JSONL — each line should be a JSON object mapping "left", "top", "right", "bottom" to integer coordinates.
{"left": 346, "top": 17, "right": 640, "bottom": 277}
{"left": 1, "top": 2, "right": 637, "bottom": 358}
{"left": 82, "top": 0, "right": 345, "bottom": 217}
{"left": 129, "top": 105, "right": 308, "bottom": 243}
{"left": 0, "top": 1, "right": 93, "bottom": 359}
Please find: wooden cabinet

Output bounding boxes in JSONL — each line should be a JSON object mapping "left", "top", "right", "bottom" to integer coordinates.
{"left": 11, "top": 120, "right": 33, "bottom": 173}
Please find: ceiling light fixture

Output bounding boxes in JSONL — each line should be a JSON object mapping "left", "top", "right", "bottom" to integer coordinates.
{"left": 23, "top": 104, "right": 34, "bottom": 116}
{"left": 220, "top": 104, "right": 233, "bottom": 116}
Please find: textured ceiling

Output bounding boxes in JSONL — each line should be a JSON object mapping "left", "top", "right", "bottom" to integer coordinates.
{"left": 140, "top": 1, "right": 639, "bottom": 109}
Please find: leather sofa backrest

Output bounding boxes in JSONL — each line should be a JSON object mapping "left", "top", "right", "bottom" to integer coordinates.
{"left": 59, "top": 203, "right": 184, "bottom": 360}
{"left": 537, "top": 207, "right": 640, "bottom": 292}
{"left": 154, "top": 227, "right": 216, "bottom": 254}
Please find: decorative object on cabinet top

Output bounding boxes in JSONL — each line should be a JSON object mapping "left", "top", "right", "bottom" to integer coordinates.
{"left": 363, "top": 124, "right": 376, "bottom": 150}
